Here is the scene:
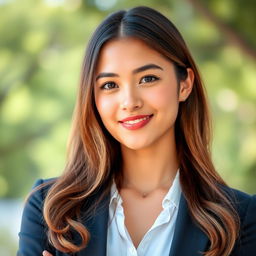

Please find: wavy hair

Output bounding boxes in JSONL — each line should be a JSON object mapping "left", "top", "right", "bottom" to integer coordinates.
{"left": 42, "top": 6, "right": 240, "bottom": 255}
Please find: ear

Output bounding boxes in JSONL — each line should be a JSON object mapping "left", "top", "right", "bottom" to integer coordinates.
{"left": 178, "top": 68, "right": 194, "bottom": 102}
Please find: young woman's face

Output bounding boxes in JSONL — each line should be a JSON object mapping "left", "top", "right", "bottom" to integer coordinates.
{"left": 94, "top": 37, "right": 192, "bottom": 150}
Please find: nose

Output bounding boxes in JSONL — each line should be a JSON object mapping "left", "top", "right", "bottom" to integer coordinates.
{"left": 120, "top": 87, "right": 143, "bottom": 112}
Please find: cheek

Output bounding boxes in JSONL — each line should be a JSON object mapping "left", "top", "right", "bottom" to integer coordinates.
{"left": 95, "top": 95, "right": 116, "bottom": 120}
{"left": 147, "top": 84, "right": 178, "bottom": 110}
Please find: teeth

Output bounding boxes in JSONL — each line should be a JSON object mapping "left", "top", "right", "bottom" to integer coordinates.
{"left": 124, "top": 116, "right": 150, "bottom": 124}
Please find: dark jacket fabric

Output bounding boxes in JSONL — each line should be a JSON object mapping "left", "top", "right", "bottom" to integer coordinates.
{"left": 17, "top": 179, "right": 256, "bottom": 256}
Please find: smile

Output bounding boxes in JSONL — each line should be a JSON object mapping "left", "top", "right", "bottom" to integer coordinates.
{"left": 119, "top": 114, "right": 153, "bottom": 130}
{"left": 123, "top": 116, "right": 150, "bottom": 124}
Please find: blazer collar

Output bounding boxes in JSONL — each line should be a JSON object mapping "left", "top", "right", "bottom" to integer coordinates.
{"left": 169, "top": 193, "right": 209, "bottom": 256}
{"left": 79, "top": 191, "right": 209, "bottom": 256}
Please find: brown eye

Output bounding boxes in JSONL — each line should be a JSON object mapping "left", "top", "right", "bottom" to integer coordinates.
{"left": 140, "top": 75, "right": 159, "bottom": 84}
{"left": 100, "top": 82, "right": 117, "bottom": 90}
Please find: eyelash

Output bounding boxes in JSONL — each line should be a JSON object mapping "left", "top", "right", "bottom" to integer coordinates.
{"left": 99, "top": 75, "right": 160, "bottom": 90}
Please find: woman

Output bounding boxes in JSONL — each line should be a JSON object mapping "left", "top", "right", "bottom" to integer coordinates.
{"left": 17, "top": 6, "right": 256, "bottom": 256}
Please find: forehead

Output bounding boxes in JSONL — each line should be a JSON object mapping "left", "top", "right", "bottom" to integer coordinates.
{"left": 96, "top": 37, "right": 172, "bottom": 72}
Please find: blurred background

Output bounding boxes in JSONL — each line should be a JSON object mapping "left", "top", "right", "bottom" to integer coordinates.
{"left": 0, "top": 0, "right": 255, "bottom": 254}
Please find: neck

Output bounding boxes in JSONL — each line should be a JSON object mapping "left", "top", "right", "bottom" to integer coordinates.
{"left": 120, "top": 130, "right": 179, "bottom": 195}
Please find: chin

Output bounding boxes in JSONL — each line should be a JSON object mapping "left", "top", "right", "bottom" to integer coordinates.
{"left": 121, "top": 139, "right": 153, "bottom": 151}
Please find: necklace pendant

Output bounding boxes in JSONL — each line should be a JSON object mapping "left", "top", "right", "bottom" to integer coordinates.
{"left": 142, "top": 193, "right": 147, "bottom": 198}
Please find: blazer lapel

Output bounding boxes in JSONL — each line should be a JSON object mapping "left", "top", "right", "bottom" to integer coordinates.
{"left": 78, "top": 192, "right": 110, "bottom": 256}
{"left": 169, "top": 194, "right": 209, "bottom": 256}
{"left": 76, "top": 190, "right": 209, "bottom": 256}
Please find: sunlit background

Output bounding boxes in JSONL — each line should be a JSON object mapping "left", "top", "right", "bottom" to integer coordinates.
{"left": 0, "top": 0, "right": 255, "bottom": 254}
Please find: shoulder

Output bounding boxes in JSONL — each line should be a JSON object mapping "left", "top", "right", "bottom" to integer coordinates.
{"left": 24, "top": 178, "right": 58, "bottom": 217}
{"left": 212, "top": 185, "right": 256, "bottom": 230}
{"left": 29, "top": 177, "right": 58, "bottom": 201}
{"left": 220, "top": 185, "right": 256, "bottom": 220}
{"left": 220, "top": 185, "right": 256, "bottom": 254}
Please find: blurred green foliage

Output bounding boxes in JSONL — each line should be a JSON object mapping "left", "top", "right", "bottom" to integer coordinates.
{"left": 0, "top": 0, "right": 255, "bottom": 199}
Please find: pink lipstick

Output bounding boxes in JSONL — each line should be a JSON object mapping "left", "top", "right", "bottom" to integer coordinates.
{"left": 119, "top": 114, "right": 153, "bottom": 130}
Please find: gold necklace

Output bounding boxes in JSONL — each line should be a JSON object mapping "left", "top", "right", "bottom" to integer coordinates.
{"left": 130, "top": 187, "right": 154, "bottom": 198}
{"left": 141, "top": 192, "right": 148, "bottom": 198}
{"left": 123, "top": 174, "right": 176, "bottom": 198}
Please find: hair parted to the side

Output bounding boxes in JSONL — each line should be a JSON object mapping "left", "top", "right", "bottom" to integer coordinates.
{"left": 41, "top": 6, "right": 240, "bottom": 255}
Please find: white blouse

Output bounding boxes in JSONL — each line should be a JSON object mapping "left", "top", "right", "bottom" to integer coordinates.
{"left": 107, "top": 170, "right": 181, "bottom": 256}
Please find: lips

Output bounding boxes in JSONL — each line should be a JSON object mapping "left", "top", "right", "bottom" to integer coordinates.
{"left": 119, "top": 114, "right": 153, "bottom": 130}
{"left": 119, "top": 114, "right": 153, "bottom": 123}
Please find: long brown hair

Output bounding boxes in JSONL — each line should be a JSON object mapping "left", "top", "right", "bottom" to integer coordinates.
{"left": 42, "top": 6, "right": 240, "bottom": 255}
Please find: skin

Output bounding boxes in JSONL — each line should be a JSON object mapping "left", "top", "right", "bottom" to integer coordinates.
{"left": 42, "top": 251, "right": 51, "bottom": 256}
{"left": 94, "top": 37, "right": 193, "bottom": 193}
{"left": 95, "top": 37, "right": 194, "bottom": 247}
{"left": 42, "top": 37, "right": 194, "bottom": 254}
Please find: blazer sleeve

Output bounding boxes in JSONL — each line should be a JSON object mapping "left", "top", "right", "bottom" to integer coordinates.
{"left": 17, "top": 179, "right": 55, "bottom": 256}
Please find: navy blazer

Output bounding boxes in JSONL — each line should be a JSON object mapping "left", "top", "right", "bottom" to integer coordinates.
{"left": 17, "top": 179, "right": 256, "bottom": 256}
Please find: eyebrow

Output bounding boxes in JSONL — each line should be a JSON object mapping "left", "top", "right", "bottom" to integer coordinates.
{"left": 95, "top": 63, "right": 163, "bottom": 81}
